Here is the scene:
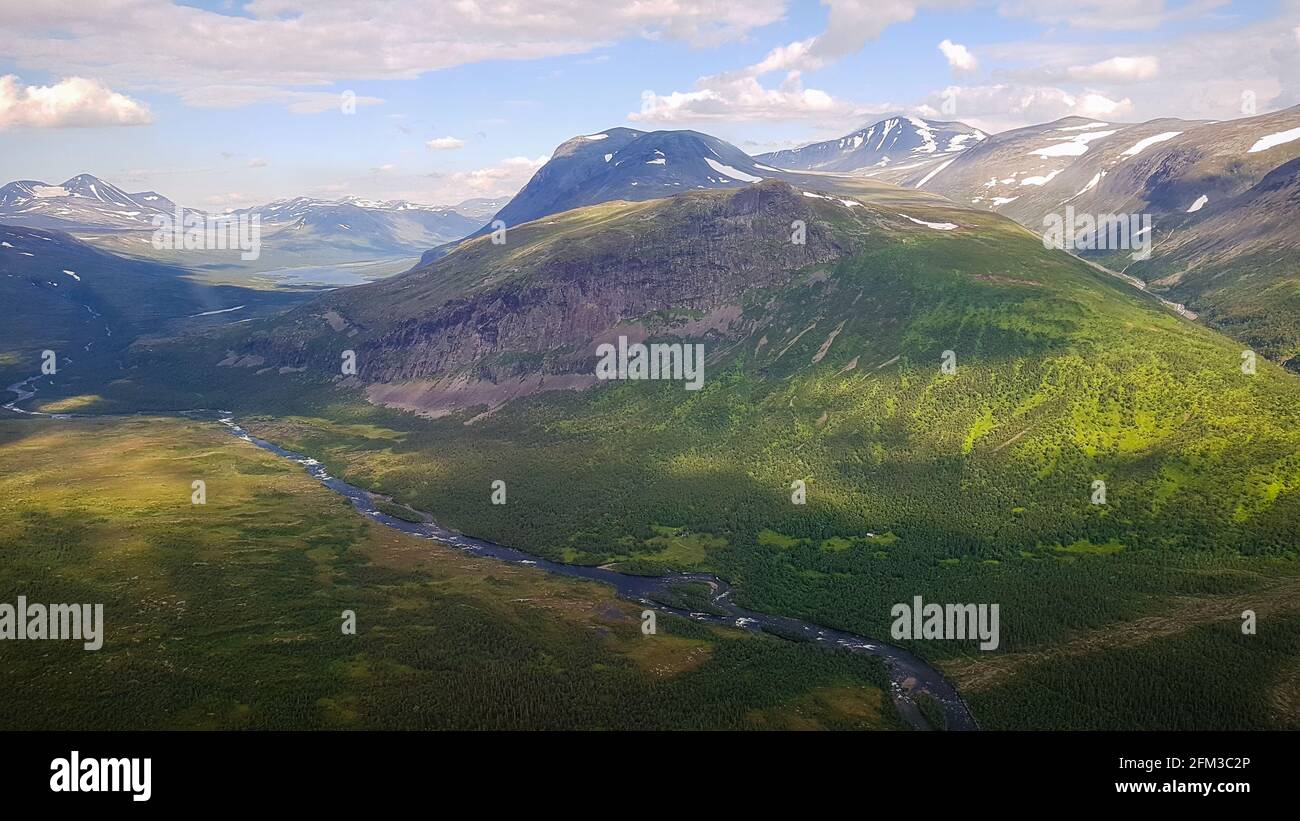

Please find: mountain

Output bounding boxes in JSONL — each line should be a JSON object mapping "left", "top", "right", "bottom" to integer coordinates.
{"left": 0, "top": 174, "right": 193, "bottom": 230}
{"left": 756, "top": 116, "right": 987, "bottom": 182}
{"left": 0, "top": 173, "right": 481, "bottom": 252}
{"left": 451, "top": 196, "right": 512, "bottom": 221}
{"left": 909, "top": 116, "right": 1199, "bottom": 220}
{"left": 414, "top": 125, "right": 956, "bottom": 266}
{"left": 0, "top": 174, "right": 481, "bottom": 248}
{"left": 0, "top": 175, "right": 486, "bottom": 286}
{"left": 115, "top": 177, "right": 1300, "bottom": 733}
{"left": 914, "top": 106, "right": 1300, "bottom": 364}
{"left": 1121, "top": 154, "right": 1300, "bottom": 364}
{"left": 231, "top": 196, "right": 481, "bottom": 253}
{"left": 484, "top": 127, "right": 781, "bottom": 232}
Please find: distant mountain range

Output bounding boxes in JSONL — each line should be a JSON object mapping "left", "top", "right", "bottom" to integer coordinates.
{"left": 420, "top": 122, "right": 962, "bottom": 264}
{"left": 8, "top": 105, "right": 1300, "bottom": 363}
{"left": 449, "top": 196, "right": 513, "bottom": 222}
{"left": 0, "top": 175, "right": 486, "bottom": 248}
{"left": 227, "top": 196, "right": 481, "bottom": 254}
{"left": 481, "top": 121, "right": 984, "bottom": 236}
{"left": 0, "top": 175, "right": 502, "bottom": 283}
{"left": 0, "top": 174, "right": 189, "bottom": 230}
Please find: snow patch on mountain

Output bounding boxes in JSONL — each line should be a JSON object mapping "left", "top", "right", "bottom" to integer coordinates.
{"left": 1121, "top": 131, "right": 1183, "bottom": 157}
{"left": 1029, "top": 129, "right": 1117, "bottom": 157}
{"left": 1068, "top": 171, "right": 1106, "bottom": 201}
{"left": 899, "top": 214, "right": 958, "bottom": 230}
{"left": 915, "top": 158, "right": 955, "bottom": 187}
{"left": 1248, "top": 125, "right": 1300, "bottom": 153}
{"left": 1020, "top": 170, "right": 1062, "bottom": 186}
{"left": 704, "top": 158, "right": 762, "bottom": 183}
{"left": 908, "top": 117, "right": 938, "bottom": 153}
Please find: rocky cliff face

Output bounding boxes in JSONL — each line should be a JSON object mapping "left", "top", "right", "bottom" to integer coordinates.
{"left": 231, "top": 181, "right": 858, "bottom": 410}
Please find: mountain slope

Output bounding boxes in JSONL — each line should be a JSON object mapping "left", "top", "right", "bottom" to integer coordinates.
{"left": 0, "top": 223, "right": 306, "bottom": 389}
{"left": 1125, "top": 155, "right": 1300, "bottom": 363}
{"left": 125, "top": 181, "right": 1300, "bottom": 568}
{"left": 484, "top": 128, "right": 780, "bottom": 232}
{"left": 415, "top": 126, "right": 959, "bottom": 266}
{"left": 917, "top": 106, "right": 1300, "bottom": 365}
{"left": 451, "top": 196, "right": 512, "bottom": 221}
{"left": 99, "top": 178, "right": 1300, "bottom": 729}
{"left": 234, "top": 196, "right": 480, "bottom": 250}
{"left": 757, "top": 116, "right": 986, "bottom": 182}
{"left": 0, "top": 174, "right": 189, "bottom": 230}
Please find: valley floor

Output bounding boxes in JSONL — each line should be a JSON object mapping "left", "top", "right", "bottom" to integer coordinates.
{"left": 0, "top": 415, "right": 902, "bottom": 730}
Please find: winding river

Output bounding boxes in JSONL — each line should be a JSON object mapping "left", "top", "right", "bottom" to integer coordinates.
{"left": 5, "top": 377, "right": 978, "bottom": 731}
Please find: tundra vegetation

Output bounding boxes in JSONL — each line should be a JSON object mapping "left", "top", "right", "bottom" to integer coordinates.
{"left": 0, "top": 416, "right": 901, "bottom": 730}
{"left": 17, "top": 185, "right": 1300, "bottom": 729}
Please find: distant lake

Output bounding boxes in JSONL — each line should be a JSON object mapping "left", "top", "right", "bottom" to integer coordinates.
{"left": 259, "top": 257, "right": 416, "bottom": 286}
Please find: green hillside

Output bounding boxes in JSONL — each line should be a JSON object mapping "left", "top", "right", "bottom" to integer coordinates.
{"left": 69, "top": 181, "right": 1300, "bottom": 728}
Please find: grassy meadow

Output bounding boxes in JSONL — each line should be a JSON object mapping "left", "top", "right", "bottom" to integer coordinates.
{"left": 0, "top": 415, "right": 902, "bottom": 730}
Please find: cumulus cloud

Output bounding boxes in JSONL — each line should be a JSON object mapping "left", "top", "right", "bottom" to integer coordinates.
{"left": 0, "top": 0, "right": 786, "bottom": 112}
{"left": 938, "top": 39, "right": 979, "bottom": 72}
{"left": 978, "top": 6, "right": 1300, "bottom": 123}
{"left": 633, "top": 0, "right": 933, "bottom": 123}
{"left": 915, "top": 84, "right": 1134, "bottom": 132}
{"left": 426, "top": 155, "right": 549, "bottom": 201}
{"left": 632, "top": 73, "right": 861, "bottom": 123}
{"left": 426, "top": 136, "right": 466, "bottom": 150}
{"left": 0, "top": 75, "right": 151, "bottom": 129}
{"left": 1067, "top": 56, "right": 1159, "bottom": 82}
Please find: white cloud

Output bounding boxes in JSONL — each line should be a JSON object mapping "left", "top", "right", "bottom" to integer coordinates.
{"left": 426, "top": 155, "right": 549, "bottom": 201}
{"left": 1067, "top": 56, "right": 1159, "bottom": 82}
{"left": 938, "top": 39, "right": 978, "bottom": 72}
{"left": 633, "top": 0, "right": 931, "bottom": 123}
{"left": 916, "top": 84, "right": 1133, "bottom": 132}
{"left": 426, "top": 136, "right": 466, "bottom": 150}
{"left": 632, "top": 73, "right": 864, "bottom": 123}
{"left": 0, "top": 75, "right": 151, "bottom": 129}
{"left": 997, "top": 0, "right": 1230, "bottom": 30}
{"left": 981, "top": 8, "right": 1300, "bottom": 122}
{"left": 248, "top": 157, "right": 268, "bottom": 168}
{"left": 0, "top": 1, "right": 786, "bottom": 112}
{"left": 175, "top": 85, "right": 384, "bottom": 113}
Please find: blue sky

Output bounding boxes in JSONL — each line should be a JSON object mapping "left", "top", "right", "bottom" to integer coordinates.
{"left": 0, "top": 0, "right": 1293, "bottom": 208}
